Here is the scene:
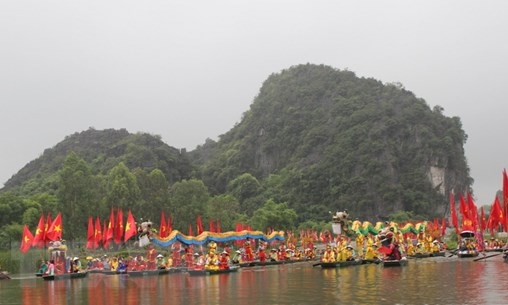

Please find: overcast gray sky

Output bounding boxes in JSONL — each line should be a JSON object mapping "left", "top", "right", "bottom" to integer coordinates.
{"left": 1, "top": 1, "right": 507, "bottom": 207}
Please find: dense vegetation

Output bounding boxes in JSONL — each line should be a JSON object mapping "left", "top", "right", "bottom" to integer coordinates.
{"left": 0, "top": 64, "right": 472, "bottom": 250}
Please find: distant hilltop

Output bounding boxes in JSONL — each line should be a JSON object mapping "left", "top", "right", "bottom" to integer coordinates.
{"left": 2, "top": 64, "right": 472, "bottom": 222}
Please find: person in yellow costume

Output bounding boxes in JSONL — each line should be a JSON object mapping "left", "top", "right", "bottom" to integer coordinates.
{"left": 364, "top": 243, "right": 378, "bottom": 260}
{"left": 355, "top": 234, "right": 365, "bottom": 258}
{"left": 415, "top": 243, "right": 425, "bottom": 254}
{"left": 406, "top": 239, "right": 416, "bottom": 256}
{"left": 425, "top": 234, "right": 433, "bottom": 252}
{"left": 205, "top": 252, "right": 219, "bottom": 270}
{"left": 321, "top": 245, "right": 336, "bottom": 263}
{"left": 208, "top": 241, "right": 217, "bottom": 255}
{"left": 431, "top": 240, "right": 441, "bottom": 253}
{"left": 110, "top": 257, "right": 119, "bottom": 271}
{"left": 344, "top": 245, "right": 356, "bottom": 261}
{"left": 336, "top": 238, "right": 348, "bottom": 261}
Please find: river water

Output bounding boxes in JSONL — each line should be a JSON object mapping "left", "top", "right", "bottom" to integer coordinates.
{"left": 1, "top": 256, "right": 507, "bottom": 305}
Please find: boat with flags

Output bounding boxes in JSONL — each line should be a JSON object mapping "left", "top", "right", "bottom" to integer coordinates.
{"left": 456, "top": 230, "right": 479, "bottom": 258}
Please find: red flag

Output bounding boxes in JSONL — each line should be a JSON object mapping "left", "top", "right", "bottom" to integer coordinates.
{"left": 104, "top": 208, "right": 114, "bottom": 243}
{"left": 20, "top": 225, "right": 34, "bottom": 253}
{"left": 114, "top": 208, "right": 124, "bottom": 244}
{"left": 188, "top": 224, "right": 194, "bottom": 236}
{"left": 167, "top": 213, "right": 173, "bottom": 234}
{"left": 459, "top": 194, "right": 468, "bottom": 220}
{"left": 480, "top": 206, "right": 487, "bottom": 232}
{"left": 85, "top": 216, "right": 94, "bottom": 249}
{"left": 503, "top": 169, "right": 508, "bottom": 231}
{"left": 32, "top": 214, "right": 46, "bottom": 248}
{"left": 94, "top": 216, "right": 102, "bottom": 249}
{"left": 450, "top": 193, "right": 459, "bottom": 234}
{"left": 488, "top": 196, "right": 504, "bottom": 232}
{"left": 209, "top": 219, "right": 215, "bottom": 233}
{"left": 124, "top": 210, "right": 137, "bottom": 242}
{"left": 103, "top": 221, "right": 110, "bottom": 249}
{"left": 44, "top": 213, "right": 52, "bottom": 242}
{"left": 45, "top": 212, "right": 62, "bottom": 241}
{"left": 216, "top": 220, "right": 221, "bottom": 233}
{"left": 159, "top": 211, "right": 167, "bottom": 238}
{"left": 196, "top": 215, "right": 203, "bottom": 235}
{"left": 441, "top": 217, "right": 446, "bottom": 237}
{"left": 467, "top": 192, "right": 478, "bottom": 231}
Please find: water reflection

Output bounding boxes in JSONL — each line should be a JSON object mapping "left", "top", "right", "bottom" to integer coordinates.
{"left": 3, "top": 259, "right": 508, "bottom": 305}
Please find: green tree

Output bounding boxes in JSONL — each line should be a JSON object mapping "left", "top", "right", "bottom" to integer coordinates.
{"left": 135, "top": 168, "right": 170, "bottom": 221}
{"left": 250, "top": 199, "right": 298, "bottom": 231}
{"left": 227, "top": 173, "right": 264, "bottom": 216}
{"left": 105, "top": 162, "right": 141, "bottom": 213}
{"left": 168, "top": 179, "right": 209, "bottom": 232}
{"left": 206, "top": 194, "right": 241, "bottom": 232}
{"left": 57, "top": 152, "right": 96, "bottom": 241}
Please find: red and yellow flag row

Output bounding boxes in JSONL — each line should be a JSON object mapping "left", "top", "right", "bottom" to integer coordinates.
{"left": 20, "top": 209, "right": 138, "bottom": 253}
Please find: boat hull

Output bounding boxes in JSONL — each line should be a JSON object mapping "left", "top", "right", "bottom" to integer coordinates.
{"left": 382, "top": 259, "right": 408, "bottom": 267}
{"left": 188, "top": 266, "right": 239, "bottom": 276}
{"left": 319, "top": 260, "right": 362, "bottom": 268}
{"left": 42, "top": 272, "right": 88, "bottom": 281}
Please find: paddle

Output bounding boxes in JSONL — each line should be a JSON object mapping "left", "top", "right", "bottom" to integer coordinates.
{"left": 473, "top": 252, "right": 503, "bottom": 262}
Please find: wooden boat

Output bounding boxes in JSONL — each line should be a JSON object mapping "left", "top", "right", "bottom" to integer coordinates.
{"left": 430, "top": 251, "right": 446, "bottom": 257}
{"left": 456, "top": 250, "right": 479, "bottom": 258}
{"left": 0, "top": 271, "right": 11, "bottom": 280}
{"left": 42, "top": 272, "right": 88, "bottom": 281}
{"left": 410, "top": 253, "right": 431, "bottom": 259}
{"left": 188, "top": 265, "right": 240, "bottom": 276}
{"left": 361, "top": 258, "right": 381, "bottom": 264}
{"left": 318, "top": 259, "right": 362, "bottom": 268}
{"left": 485, "top": 248, "right": 504, "bottom": 252}
{"left": 381, "top": 258, "right": 408, "bottom": 267}
{"left": 239, "top": 258, "right": 313, "bottom": 267}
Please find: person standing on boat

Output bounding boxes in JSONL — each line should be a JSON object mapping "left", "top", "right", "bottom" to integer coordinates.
{"left": 244, "top": 238, "right": 254, "bottom": 262}
{"left": 258, "top": 246, "right": 267, "bottom": 262}
{"left": 355, "top": 234, "right": 364, "bottom": 258}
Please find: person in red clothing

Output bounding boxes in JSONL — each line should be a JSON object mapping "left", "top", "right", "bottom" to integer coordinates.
{"left": 146, "top": 244, "right": 157, "bottom": 270}
{"left": 244, "top": 238, "right": 254, "bottom": 262}
{"left": 258, "top": 245, "right": 267, "bottom": 262}
{"left": 218, "top": 251, "right": 230, "bottom": 269}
